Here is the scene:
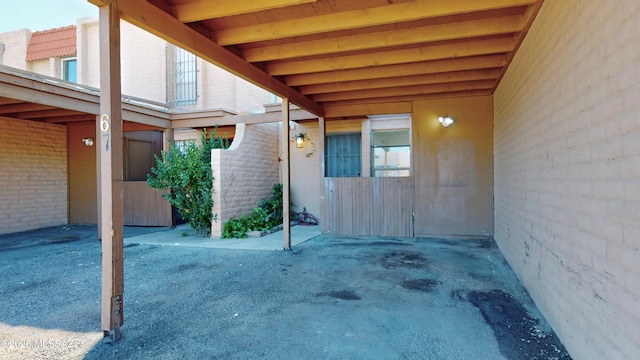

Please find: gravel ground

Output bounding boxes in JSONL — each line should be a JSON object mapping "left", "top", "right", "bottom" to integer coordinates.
{"left": 0, "top": 227, "right": 571, "bottom": 359}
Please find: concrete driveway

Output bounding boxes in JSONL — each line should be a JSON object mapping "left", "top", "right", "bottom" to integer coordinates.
{"left": 0, "top": 225, "right": 571, "bottom": 359}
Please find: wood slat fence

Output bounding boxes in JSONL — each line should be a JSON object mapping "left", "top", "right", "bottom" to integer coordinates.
{"left": 322, "top": 177, "right": 414, "bottom": 237}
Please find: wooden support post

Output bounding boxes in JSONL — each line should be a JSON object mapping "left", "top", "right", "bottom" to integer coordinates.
{"left": 163, "top": 127, "right": 175, "bottom": 226}
{"left": 98, "top": 2, "right": 124, "bottom": 340}
{"left": 318, "top": 117, "right": 326, "bottom": 234}
{"left": 282, "top": 99, "right": 291, "bottom": 250}
{"left": 163, "top": 127, "right": 174, "bottom": 152}
{"left": 96, "top": 115, "right": 102, "bottom": 240}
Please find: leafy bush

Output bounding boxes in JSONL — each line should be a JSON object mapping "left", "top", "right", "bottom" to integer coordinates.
{"left": 222, "top": 183, "right": 293, "bottom": 238}
{"left": 147, "top": 128, "right": 229, "bottom": 235}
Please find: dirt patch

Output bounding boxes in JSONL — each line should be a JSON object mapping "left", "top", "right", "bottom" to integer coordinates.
{"left": 317, "top": 290, "right": 361, "bottom": 300}
{"left": 379, "top": 251, "right": 430, "bottom": 269}
{"left": 467, "top": 290, "right": 571, "bottom": 360}
{"left": 401, "top": 279, "right": 441, "bottom": 292}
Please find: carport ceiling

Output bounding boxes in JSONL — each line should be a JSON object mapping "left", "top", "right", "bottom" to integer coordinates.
{"left": 0, "top": 97, "right": 94, "bottom": 123}
{"left": 90, "top": 0, "right": 543, "bottom": 117}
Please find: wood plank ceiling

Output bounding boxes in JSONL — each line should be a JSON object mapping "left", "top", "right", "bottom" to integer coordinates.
{"left": 0, "top": 97, "right": 94, "bottom": 123}
{"left": 87, "top": 0, "right": 543, "bottom": 118}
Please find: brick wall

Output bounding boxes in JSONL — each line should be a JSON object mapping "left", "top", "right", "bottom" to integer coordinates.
{"left": 119, "top": 21, "right": 167, "bottom": 103}
{"left": 77, "top": 18, "right": 98, "bottom": 86}
{"left": 0, "top": 29, "right": 30, "bottom": 69}
{"left": 494, "top": 1, "right": 640, "bottom": 359}
{"left": 200, "top": 61, "right": 273, "bottom": 113}
{"left": 211, "top": 123, "right": 280, "bottom": 237}
{"left": 0, "top": 117, "right": 68, "bottom": 235}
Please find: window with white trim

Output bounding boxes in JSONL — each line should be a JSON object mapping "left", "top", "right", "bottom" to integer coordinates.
{"left": 371, "top": 129, "right": 411, "bottom": 177}
{"left": 62, "top": 57, "right": 77, "bottom": 83}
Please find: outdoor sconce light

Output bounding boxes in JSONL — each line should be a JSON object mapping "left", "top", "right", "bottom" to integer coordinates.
{"left": 296, "top": 133, "right": 305, "bottom": 148}
{"left": 438, "top": 116, "right": 454, "bottom": 128}
{"left": 82, "top": 137, "right": 94, "bottom": 147}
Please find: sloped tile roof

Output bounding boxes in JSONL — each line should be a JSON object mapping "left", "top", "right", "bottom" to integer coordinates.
{"left": 26, "top": 25, "right": 76, "bottom": 61}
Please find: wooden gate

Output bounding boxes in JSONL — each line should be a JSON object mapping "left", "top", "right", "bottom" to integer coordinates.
{"left": 123, "top": 181, "right": 172, "bottom": 226}
{"left": 321, "top": 177, "right": 414, "bottom": 237}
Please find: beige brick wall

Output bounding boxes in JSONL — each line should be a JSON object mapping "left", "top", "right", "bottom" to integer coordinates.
{"left": 0, "top": 117, "right": 68, "bottom": 235}
{"left": 119, "top": 21, "right": 167, "bottom": 103}
{"left": 494, "top": 1, "right": 640, "bottom": 359}
{"left": 211, "top": 123, "right": 280, "bottom": 237}
{"left": 199, "top": 61, "right": 273, "bottom": 113}
{"left": 0, "top": 29, "right": 30, "bottom": 69}
{"left": 77, "top": 18, "right": 99, "bottom": 86}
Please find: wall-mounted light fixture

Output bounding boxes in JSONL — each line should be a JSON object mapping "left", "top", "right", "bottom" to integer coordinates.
{"left": 82, "top": 137, "right": 94, "bottom": 147}
{"left": 438, "top": 116, "right": 454, "bottom": 128}
{"left": 296, "top": 133, "right": 305, "bottom": 148}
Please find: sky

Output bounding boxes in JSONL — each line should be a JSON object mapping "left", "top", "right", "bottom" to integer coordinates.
{"left": 0, "top": 0, "right": 98, "bottom": 33}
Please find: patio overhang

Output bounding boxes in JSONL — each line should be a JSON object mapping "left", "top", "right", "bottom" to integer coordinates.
{"left": 0, "top": 65, "right": 171, "bottom": 129}
{"left": 88, "top": 0, "right": 544, "bottom": 118}
{"left": 84, "top": 0, "right": 545, "bottom": 341}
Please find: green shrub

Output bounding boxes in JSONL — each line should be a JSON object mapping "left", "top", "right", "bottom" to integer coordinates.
{"left": 222, "top": 183, "right": 293, "bottom": 238}
{"left": 147, "top": 127, "right": 229, "bottom": 235}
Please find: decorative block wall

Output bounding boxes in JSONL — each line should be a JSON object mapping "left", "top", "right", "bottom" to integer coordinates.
{"left": 211, "top": 123, "right": 280, "bottom": 237}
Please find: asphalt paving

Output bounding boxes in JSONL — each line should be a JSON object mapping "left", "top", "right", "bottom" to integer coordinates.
{"left": 0, "top": 225, "right": 571, "bottom": 359}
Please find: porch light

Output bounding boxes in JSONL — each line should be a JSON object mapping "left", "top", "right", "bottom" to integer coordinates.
{"left": 296, "top": 133, "right": 305, "bottom": 148}
{"left": 82, "top": 137, "right": 94, "bottom": 147}
{"left": 438, "top": 116, "right": 454, "bottom": 128}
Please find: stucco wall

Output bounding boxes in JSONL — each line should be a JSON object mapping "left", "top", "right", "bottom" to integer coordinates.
{"left": 412, "top": 96, "right": 494, "bottom": 236}
{"left": 0, "top": 117, "right": 68, "bottom": 234}
{"left": 494, "top": 1, "right": 640, "bottom": 359}
{"left": 68, "top": 122, "right": 97, "bottom": 224}
{"left": 290, "top": 122, "right": 321, "bottom": 219}
{"left": 211, "top": 123, "right": 280, "bottom": 237}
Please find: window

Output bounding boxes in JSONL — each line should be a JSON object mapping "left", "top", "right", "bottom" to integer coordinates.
{"left": 62, "top": 57, "right": 77, "bottom": 82}
{"left": 173, "top": 140, "right": 195, "bottom": 153}
{"left": 371, "top": 130, "right": 411, "bottom": 177}
{"left": 170, "top": 46, "right": 197, "bottom": 106}
{"left": 325, "top": 133, "right": 362, "bottom": 177}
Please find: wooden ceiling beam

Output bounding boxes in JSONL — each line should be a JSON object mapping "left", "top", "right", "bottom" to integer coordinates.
{"left": 243, "top": 15, "right": 524, "bottom": 62}
{"left": 312, "top": 80, "right": 496, "bottom": 102}
{"left": 0, "top": 97, "right": 23, "bottom": 106}
{"left": 45, "top": 114, "right": 96, "bottom": 123}
{"left": 18, "top": 109, "right": 82, "bottom": 119}
{"left": 325, "top": 102, "right": 413, "bottom": 119}
{"left": 172, "top": 0, "right": 317, "bottom": 23}
{"left": 286, "top": 54, "right": 508, "bottom": 86}
{"left": 88, "top": 0, "right": 323, "bottom": 116}
{"left": 269, "top": 37, "right": 514, "bottom": 76}
{"left": 216, "top": 0, "right": 537, "bottom": 45}
{"left": 300, "top": 68, "right": 502, "bottom": 95}
{"left": 0, "top": 103, "right": 56, "bottom": 114}
{"left": 494, "top": 2, "right": 545, "bottom": 90}
{"left": 324, "top": 89, "right": 493, "bottom": 109}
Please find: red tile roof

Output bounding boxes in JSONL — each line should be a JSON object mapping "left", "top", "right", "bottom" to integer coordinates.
{"left": 26, "top": 25, "right": 76, "bottom": 62}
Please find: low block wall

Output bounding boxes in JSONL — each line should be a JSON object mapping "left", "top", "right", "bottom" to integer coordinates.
{"left": 211, "top": 123, "right": 280, "bottom": 237}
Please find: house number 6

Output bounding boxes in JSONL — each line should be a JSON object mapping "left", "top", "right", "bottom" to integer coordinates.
{"left": 100, "top": 114, "right": 110, "bottom": 132}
